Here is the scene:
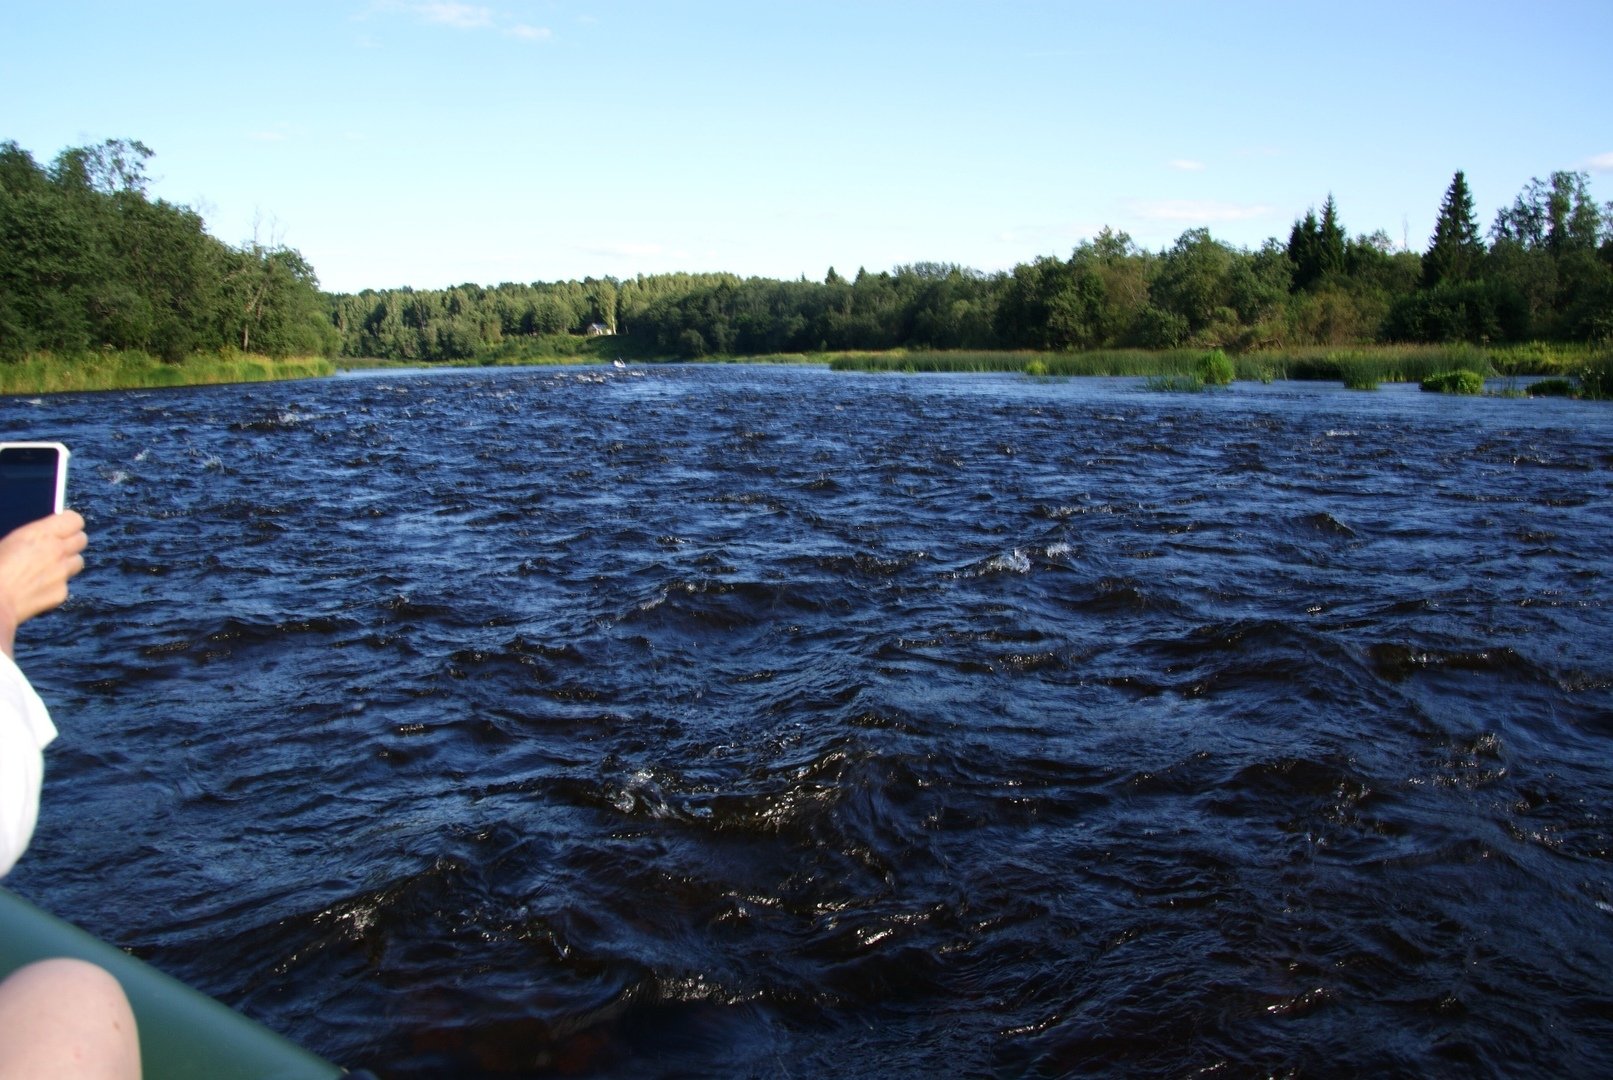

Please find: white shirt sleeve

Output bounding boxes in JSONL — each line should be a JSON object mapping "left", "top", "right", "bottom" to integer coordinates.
{"left": 0, "top": 650, "right": 58, "bottom": 878}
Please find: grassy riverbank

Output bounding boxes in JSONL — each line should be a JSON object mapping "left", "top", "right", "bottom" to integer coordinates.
{"left": 0, "top": 350, "right": 336, "bottom": 395}
{"left": 815, "top": 342, "right": 1595, "bottom": 379}
{"left": 335, "top": 337, "right": 1611, "bottom": 399}
{"left": 804, "top": 342, "right": 1612, "bottom": 397}
{"left": 335, "top": 332, "right": 664, "bottom": 372}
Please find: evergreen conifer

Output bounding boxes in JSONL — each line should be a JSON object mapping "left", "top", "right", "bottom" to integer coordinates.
{"left": 1422, "top": 170, "right": 1485, "bottom": 286}
{"left": 1287, "top": 209, "right": 1321, "bottom": 290}
{"left": 1318, "top": 194, "right": 1347, "bottom": 277}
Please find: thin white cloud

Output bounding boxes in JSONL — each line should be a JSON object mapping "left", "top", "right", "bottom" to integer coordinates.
{"left": 416, "top": 2, "right": 493, "bottom": 29}
{"left": 1125, "top": 199, "right": 1274, "bottom": 223}
{"left": 368, "top": 2, "right": 551, "bottom": 41}
{"left": 1588, "top": 151, "right": 1613, "bottom": 173}
{"left": 505, "top": 24, "right": 553, "bottom": 41}
{"left": 1168, "top": 158, "right": 1206, "bottom": 172}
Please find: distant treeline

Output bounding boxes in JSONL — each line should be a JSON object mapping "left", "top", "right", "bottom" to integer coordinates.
{"left": 0, "top": 138, "right": 336, "bottom": 362}
{"left": 4, "top": 138, "right": 1610, "bottom": 370}
{"left": 329, "top": 171, "right": 1612, "bottom": 362}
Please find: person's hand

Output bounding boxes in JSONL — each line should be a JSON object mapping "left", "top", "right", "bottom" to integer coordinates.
{"left": 0, "top": 511, "right": 87, "bottom": 657}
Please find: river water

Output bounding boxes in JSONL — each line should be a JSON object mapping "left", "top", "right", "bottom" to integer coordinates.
{"left": 5, "top": 365, "right": 1612, "bottom": 1077}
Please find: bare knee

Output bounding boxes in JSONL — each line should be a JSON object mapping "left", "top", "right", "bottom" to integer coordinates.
{"left": 0, "top": 958, "right": 141, "bottom": 1079}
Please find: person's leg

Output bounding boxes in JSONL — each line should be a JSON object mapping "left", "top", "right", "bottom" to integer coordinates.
{"left": 0, "top": 957, "right": 141, "bottom": 1079}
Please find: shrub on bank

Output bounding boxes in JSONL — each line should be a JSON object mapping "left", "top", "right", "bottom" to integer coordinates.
{"left": 1420, "top": 370, "right": 1486, "bottom": 394}
{"left": 1197, "top": 349, "right": 1235, "bottom": 386}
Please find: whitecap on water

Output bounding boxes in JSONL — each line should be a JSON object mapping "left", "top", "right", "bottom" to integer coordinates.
{"left": 980, "top": 549, "right": 1032, "bottom": 575}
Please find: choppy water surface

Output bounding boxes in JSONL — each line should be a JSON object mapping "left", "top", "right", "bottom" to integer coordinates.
{"left": 7, "top": 365, "right": 1613, "bottom": 1077}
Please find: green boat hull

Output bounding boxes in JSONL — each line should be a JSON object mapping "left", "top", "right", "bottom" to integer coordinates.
{"left": 0, "top": 887, "right": 346, "bottom": 1079}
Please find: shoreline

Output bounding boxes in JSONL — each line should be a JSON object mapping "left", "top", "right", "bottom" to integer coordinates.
{"left": 5, "top": 344, "right": 1605, "bottom": 397}
{"left": 0, "top": 351, "right": 336, "bottom": 396}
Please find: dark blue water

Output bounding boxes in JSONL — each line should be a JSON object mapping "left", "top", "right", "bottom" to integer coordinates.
{"left": 6, "top": 365, "right": 1612, "bottom": 1077}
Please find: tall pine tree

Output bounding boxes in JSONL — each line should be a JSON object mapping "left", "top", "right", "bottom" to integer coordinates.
{"left": 1287, "top": 195, "right": 1347, "bottom": 289}
{"left": 1422, "top": 170, "right": 1484, "bottom": 287}
{"left": 1287, "top": 209, "right": 1322, "bottom": 290}
{"left": 1318, "top": 194, "right": 1346, "bottom": 277}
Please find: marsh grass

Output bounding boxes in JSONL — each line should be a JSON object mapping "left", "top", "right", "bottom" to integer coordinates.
{"left": 827, "top": 348, "right": 1236, "bottom": 377}
{"left": 1578, "top": 352, "right": 1613, "bottom": 400}
{"left": 1277, "top": 344, "right": 1491, "bottom": 386}
{"left": 332, "top": 341, "right": 1613, "bottom": 401}
{"left": 1329, "top": 352, "right": 1383, "bottom": 390}
{"left": 1198, "top": 349, "right": 1235, "bottom": 386}
{"left": 0, "top": 350, "right": 336, "bottom": 395}
{"left": 1488, "top": 341, "right": 1595, "bottom": 377}
{"left": 821, "top": 343, "right": 1581, "bottom": 384}
{"left": 1145, "top": 373, "right": 1206, "bottom": 393}
{"left": 1527, "top": 378, "right": 1577, "bottom": 397}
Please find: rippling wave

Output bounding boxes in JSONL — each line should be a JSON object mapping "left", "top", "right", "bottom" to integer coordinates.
{"left": 6, "top": 368, "right": 1613, "bottom": 1077}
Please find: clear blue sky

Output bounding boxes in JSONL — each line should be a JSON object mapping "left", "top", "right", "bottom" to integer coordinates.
{"left": 4, "top": 1, "right": 1610, "bottom": 294}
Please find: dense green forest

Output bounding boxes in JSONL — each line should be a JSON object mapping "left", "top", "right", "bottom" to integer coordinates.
{"left": 328, "top": 170, "right": 1613, "bottom": 364}
{"left": 0, "top": 138, "right": 336, "bottom": 362}
{"left": 4, "top": 138, "right": 1610, "bottom": 373}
